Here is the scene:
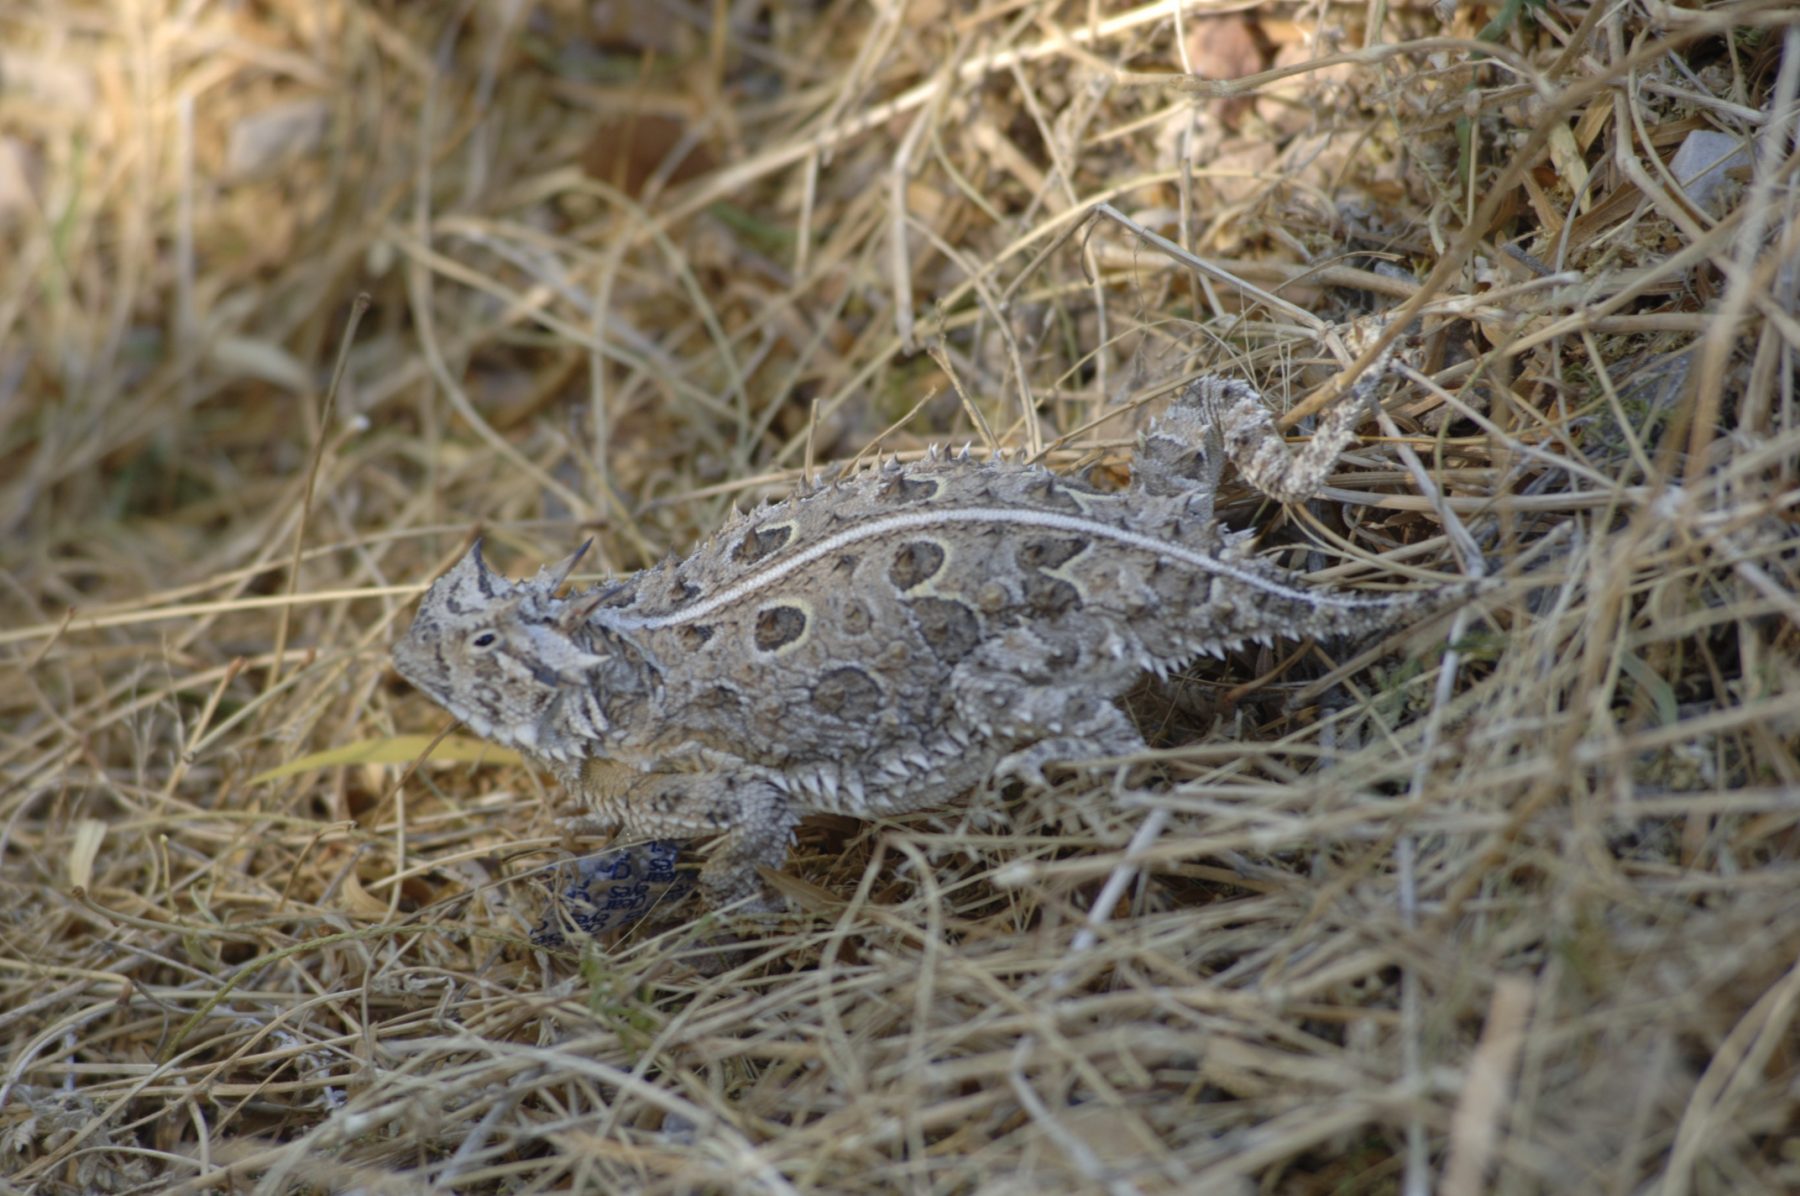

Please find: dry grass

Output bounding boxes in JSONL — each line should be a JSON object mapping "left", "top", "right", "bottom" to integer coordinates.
{"left": 3, "top": 2, "right": 1799, "bottom": 1193}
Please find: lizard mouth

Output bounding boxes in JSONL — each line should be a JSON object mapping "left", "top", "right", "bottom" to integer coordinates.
{"left": 444, "top": 705, "right": 493, "bottom": 739}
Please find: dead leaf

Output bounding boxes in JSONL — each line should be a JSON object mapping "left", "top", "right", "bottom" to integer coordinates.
{"left": 251, "top": 736, "right": 522, "bottom": 785}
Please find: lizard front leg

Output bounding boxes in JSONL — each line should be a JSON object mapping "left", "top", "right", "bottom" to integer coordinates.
{"left": 566, "top": 758, "right": 798, "bottom": 910}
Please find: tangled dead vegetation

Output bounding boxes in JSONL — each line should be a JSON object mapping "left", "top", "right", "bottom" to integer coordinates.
{"left": 3, "top": 2, "right": 1797, "bottom": 1193}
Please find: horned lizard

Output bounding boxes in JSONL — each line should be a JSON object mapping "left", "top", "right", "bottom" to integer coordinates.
{"left": 394, "top": 337, "right": 1459, "bottom": 908}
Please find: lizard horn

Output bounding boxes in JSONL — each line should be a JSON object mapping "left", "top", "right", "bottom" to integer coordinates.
{"left": 546, "top": 538, "right": 594, "bottom": 590}
{"left": 434, "top": 535, "right": 512, "bottom": 602}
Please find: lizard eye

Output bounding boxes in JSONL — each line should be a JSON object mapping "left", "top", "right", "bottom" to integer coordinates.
{"left": 469, "top": 630, "right": 498, "bottom": 650}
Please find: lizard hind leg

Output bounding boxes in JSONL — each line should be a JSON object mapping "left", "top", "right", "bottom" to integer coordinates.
{"left": 949, "top": 634, "right": 1151, "bottom": 789}
{"left": 1143, "top": 370, "right": 1367, "bottom": 508}
{"left": 1135, "top": 325, "right": 1401, "bottom": 509}
{"left": 991, "top": 698, "right": 1149, "bottom": 789}
{"left": 1132, "top": 377, "right": 1232, "bottom": 511}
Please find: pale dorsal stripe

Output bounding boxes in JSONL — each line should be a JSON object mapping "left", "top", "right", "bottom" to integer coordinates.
{"left": 604, "top": 506, "right": 1396, "bottom": 631}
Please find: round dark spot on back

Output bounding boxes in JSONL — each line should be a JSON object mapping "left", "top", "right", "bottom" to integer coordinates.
{"left": 1017, "top": 536, "right": 1089, "bottom": 570}
{"left": 811, "top": 666, "right": 884, "bottom": 720}
{"left": 733, "top": 524, "right": 793, "bottom": 565}
{"left": 906, "top": 597, "right": 983, "bottom": 663}
{"left": 888, "top": 540, "right": 946, "bottom": 591}
{"left": 754, "top": 605, "right": 809, "bottom": 652}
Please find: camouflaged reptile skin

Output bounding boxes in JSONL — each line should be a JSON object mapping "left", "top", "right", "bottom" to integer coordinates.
{"left": 394, "top": 335, "right": 1457, "bottom": 907}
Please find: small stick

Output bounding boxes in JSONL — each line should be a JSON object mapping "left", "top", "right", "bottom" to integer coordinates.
{"left": 268, "top": 294, "right": 370, "bottom": 695}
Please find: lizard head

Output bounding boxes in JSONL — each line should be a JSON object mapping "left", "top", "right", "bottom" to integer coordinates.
{"left": 392, "top": 539, "right": 612, "bottom": 761}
